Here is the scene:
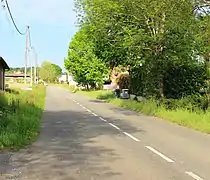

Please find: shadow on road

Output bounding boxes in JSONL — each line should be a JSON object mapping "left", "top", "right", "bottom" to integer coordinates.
{"left": 86, "top": 97, "right": 142, "bottom": 117}
{"left": 3, "top": 108, "right": 142, "bottom": 179}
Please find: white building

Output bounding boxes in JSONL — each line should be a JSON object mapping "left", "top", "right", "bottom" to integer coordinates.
{"left": 58, "top": 73, "right": 77, "bottom": 85}
{"left": 58, "top": 74, "right": 67, "bottom": 83}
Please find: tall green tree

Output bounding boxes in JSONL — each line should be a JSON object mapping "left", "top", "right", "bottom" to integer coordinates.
{"left": 73, "top": 0, "right": 209, "bottom": 97}
{"left": 51, "top": 64, "right": 62, "bottom": 79}
{"left": 39, "top": 61, "right": 62, "bottom": 83}
{"left": 64, "top": 25, "right": 108, "bottom": 89}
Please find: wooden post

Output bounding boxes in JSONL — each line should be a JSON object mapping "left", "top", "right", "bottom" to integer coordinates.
{"left": 24, "top": 25, "right": 29, "bottom": 84}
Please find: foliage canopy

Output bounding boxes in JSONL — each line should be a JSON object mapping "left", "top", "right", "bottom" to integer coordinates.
{"left": 66, "top": 0, "right": 210, "bottom": 97}
{"left": 39, "top": 61, "right": 62, "bottom": 83}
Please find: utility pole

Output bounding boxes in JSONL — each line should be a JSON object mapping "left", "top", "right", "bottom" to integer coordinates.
{"left": 33, "top": 47, "right": 38, "bottom": 84}
{"left": 30, "top": 48, "right": 33, "bottom": 86}
{"left": 24, "top": 25, "right": 29, "bottom": 84}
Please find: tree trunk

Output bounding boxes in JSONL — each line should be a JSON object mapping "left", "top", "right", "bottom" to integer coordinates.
{"left": 86, "top": 84, "right": 89, "bottom": 90}
{"left": 159, "top": 77, "right": 164, "bottom": 98}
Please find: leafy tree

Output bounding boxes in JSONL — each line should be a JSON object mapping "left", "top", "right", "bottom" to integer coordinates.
{"left": 198, "top": 15, "right": 210, "bottom": 61}
{"left": 73, "top": 0, "right": 209, "bottom": 98}
{"left": 39, "top": 61, "right": 62, "bottom": 83}
{"left": 51, "top": 64, "right": 62, "bottom": 79}
{"left": 64, "top": 25, "right": 108, "bottom": 89}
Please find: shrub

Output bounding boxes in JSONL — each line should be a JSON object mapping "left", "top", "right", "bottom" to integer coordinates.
{"left": 163, "top": 63, "right": 208, "bottom": 99}
{"left": 97, "top": 92, "right": 115, "bottom": 100}
{"left": 130, "top": 62, "right": 208, "bottom": 99}
{"left": 160, "top": 95, "right": 209, "bottom": 112}
{"left": 116, "top": 73, "right": 130, "bottom": 90}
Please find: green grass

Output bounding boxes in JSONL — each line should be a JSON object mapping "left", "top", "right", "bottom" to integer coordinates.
{"left": 0, "top": 85, "right": 46, "bottom": 150}
{"left": 156, "top": 109, "right": 210, "bottom": 133}
{"left": 75, "top": 90, "right": 210, "bottom": 134}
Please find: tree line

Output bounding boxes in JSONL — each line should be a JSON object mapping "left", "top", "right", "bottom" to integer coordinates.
{"left": 64, "top": 0, "right": 210, "bottom": 99}
{"left": 6, "top": 61, "right": 63, "bottom": 83}
{"left": 6, "top": 67, "right": 40, "bottom": 75}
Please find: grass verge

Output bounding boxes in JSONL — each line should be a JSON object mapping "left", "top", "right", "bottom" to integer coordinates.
{"left": 72, "top": 90, "right": 210, "bottom": 134}
{"left": 0, "top": 85, "right": 46, "bottom": 150}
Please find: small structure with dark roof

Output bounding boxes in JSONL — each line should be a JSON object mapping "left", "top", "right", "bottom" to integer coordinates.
{"left": 0, "top": 56, "right": 10, "bottom": 90}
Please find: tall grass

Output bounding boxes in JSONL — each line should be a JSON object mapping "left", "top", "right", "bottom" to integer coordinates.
{"left": 0, "top": 85, "right": 46, "bottom": 150}
{"left": 78, "top": 90, "right": 210, "bottom": 134}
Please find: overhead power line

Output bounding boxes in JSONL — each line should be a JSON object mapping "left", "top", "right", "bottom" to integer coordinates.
{"left": 1, "top": 0, "right": 38, "bottom": 85}
{"left": 3, "top": 0, "right": 25, "bottom": 35}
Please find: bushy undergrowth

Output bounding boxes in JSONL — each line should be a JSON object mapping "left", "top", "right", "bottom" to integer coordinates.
{"left": 78, "top": 90, "right": 210, "bottom": 133}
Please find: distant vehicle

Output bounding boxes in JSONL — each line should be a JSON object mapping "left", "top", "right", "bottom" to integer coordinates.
{"left": 44, "top": 82, "right": 48, "bottom": 86}
{"left": 120, "top": 89, "right": 130, "bottom": 99}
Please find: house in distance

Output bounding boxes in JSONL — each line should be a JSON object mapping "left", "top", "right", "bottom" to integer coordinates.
{"left": 0, "top": 56, "right": 10, "bottom": 91}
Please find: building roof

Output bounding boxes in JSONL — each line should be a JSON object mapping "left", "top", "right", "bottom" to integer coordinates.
{"left": 0, "top": 56, "right": 10, "bottom": 70}
{"left": 5, "top": 73, "right": 30, "bottom": 78}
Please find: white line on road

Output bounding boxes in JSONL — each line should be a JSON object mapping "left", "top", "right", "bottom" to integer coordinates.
{"left": 145, "top": 146, "right": 174, "bottom": 163}
{"left": 86, "top": 109, "right": 92, "bottom": 113}
{"left": 109, "top": 123, "right": 121, "bottom": 130}
{"left": 92, "top": 112, "right": 98, "bottom": 117}
{"left": 185, "top": 172, "right": 204, "bottom": 180}
{"left": 123, "top": 132, "right": 140, "bottom": 142}
{"left": 73, "top": 101, "right": 98, "bottom": 116}
{"left": 99, "top": 117, "right": 107, "bottom": 122}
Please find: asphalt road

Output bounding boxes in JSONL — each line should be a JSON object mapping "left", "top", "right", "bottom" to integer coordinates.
{"left": 1, "top": 86, "right": 210, "bottom": 180}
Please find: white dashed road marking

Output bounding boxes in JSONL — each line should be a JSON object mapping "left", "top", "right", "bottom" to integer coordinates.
{"left": 145, "top": 146, "right": 174, "bottom": 163}
{"left": 185, "top": 172, "right": 204, "bottom": 180}
{"left": 92, "top": 112, "right": 98, "bottom": 117}
{"left": 70, "top": 97, "right": 205, "bottom": 180}
{"left": 109, "top": 123, "right": 121, "bottom": 130}
{"left": 123, "top": 132, "right": 140, "bottom": 142}
{"left": 86, "top": 109, "right": 92, "bottom": 113}
{"left": 99, "top": 117, "right": 107, "bottom": 122}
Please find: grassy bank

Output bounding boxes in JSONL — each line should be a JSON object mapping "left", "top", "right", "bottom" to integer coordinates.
{"left": 0, "top": 85, "right": 46, "bottom": 150}
{"left": 69, "top": 89, "right": 210, "bottom": 134}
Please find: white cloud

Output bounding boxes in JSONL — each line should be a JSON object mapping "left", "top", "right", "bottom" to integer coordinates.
{"left": 7, "top": 0, "right": 77, "bottom": 26}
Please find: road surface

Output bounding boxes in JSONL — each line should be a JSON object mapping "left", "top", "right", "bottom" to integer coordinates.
{"left": 0, "top": 86, "right": 210, "bottom": 180}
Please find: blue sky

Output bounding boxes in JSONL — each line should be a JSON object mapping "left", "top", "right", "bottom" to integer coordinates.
{"left": 0, "top": 0, "right": 78, "bottom": 70}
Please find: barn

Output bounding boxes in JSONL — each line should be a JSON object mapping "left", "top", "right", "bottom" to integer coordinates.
{"left": 0, "top": 56, "right": 10, "bottom": 91}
